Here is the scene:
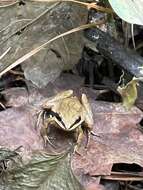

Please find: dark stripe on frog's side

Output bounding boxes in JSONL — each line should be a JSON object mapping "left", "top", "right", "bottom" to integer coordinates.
{"left": 44, "top": 109, "right": 66, "bottom": 129}
{"left": 69, "top": 116, "right": 81, "bottom": 129}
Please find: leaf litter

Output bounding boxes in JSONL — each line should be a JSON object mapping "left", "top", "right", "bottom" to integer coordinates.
{"left": 0, "top": 74, "right": 143, "bottom": 189}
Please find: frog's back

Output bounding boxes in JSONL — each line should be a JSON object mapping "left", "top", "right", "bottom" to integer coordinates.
{"left": 58, "top": 97, "right": 83, "bottom": 129}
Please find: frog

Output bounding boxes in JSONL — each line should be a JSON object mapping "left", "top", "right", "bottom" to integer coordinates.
{"left": 38, "top": 90, "right": 94, "bottom": 153}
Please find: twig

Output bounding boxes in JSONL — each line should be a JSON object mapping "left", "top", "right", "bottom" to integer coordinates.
{"left": 0, "top": 0, "right": 18, "bottom": 8}
{"left": 30, "top": 0, "right": 113, "bottom": 13}
{"left": 85, "top": 28, "right": 143, "bottom": 78}
{"left": 0, "top": 47, "right": 11, "bottom": 60}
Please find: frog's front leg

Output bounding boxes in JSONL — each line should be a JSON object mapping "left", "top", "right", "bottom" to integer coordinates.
{"left": 85, "top": 127, "right": 91, "bottom": 148}
{"left": 36, "top": 110, "right": 44, "bottom": 129}
{"left": 40, "top": 117, "right": 56, "bottom": 148}
{"left": 74, "top": 126, "right": 84, "bottom": 154}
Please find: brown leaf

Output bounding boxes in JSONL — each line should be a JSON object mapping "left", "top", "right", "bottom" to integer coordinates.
{"left": 72, "top": 101, "right": 143, "bottom": 176}
{"left": 0, "top": 106, "right": 43, "bottom": 162}
{"left": 0, "top": 85, "right": 143, "bottom": 187}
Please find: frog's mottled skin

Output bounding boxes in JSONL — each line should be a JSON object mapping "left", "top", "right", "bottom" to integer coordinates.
{"left": 40, "top": 90, "right": 94, "bottom": 152}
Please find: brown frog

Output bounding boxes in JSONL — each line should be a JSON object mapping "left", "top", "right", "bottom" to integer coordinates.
{"left": 38, "top": 90, "right": 94, "bottom": 152}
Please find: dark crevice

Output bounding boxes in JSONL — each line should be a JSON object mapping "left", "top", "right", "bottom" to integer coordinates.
{"left": 112, "top": 163, "right": 142, "bottom": 173}
{"left": 50, "top": 49, "right": 62, "bottom": 59}
{"left": 96, "top": 91, "right": 121, "bottom": 103}
{"left": 18, "top": 0, "right": 26, "bottom": 6}
{"left": 0, "top": 94, "right": 7, "bottom": 111}
{"left": 139, "top": 118, "right": 143, "bottom": 126}
{"left": 77, "top": 47, "right": 123, "bottom": 103}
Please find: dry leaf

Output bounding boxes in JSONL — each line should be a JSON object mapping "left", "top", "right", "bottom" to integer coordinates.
{"left": 0, "top": 83, "right": 143, "bottom": 188}
{"left": 117, "top": 77, "right": 139, "bottom": 110}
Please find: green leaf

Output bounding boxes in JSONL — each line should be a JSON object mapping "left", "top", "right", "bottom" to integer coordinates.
{"left": 109, "top": 0, "right": 143, "bottom": 25}
{"left": 1, "top": 151, "right": 84, "bottom": 190}
{"left": 117, "top": 77, "right": 139, "bottom": 110}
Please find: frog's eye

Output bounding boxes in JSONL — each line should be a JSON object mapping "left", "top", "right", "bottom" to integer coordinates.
{"left": 44, "top": 108, "right": 66, "bottom": 128}
{"left": 43, "top": 109, "right": 52, "bottom": 117}
{"left": 70, "top": 117, "right": 81, "bottom": 128}
{"left": 45, "top": 109, "right": 62, "bottom": 121}
{"left": 44, "top": 109, "right": 60, "bottom": 119}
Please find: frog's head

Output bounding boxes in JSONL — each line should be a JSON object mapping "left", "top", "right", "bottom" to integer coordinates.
{"left": 61, "top": 115, "right": 83, "bottom": 131}
{"left": 48, "top": 110, "right": 84, "bottom": 131}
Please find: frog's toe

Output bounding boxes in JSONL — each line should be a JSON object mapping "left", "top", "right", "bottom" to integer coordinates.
{"left": 73, "top": 144, "right": 82, "bottom": 156}
{"left": 43, "top": 136, "right": 56, "bottom": 148}
{"left": 90, "top": 131, "right": 100, "bottom": 137}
